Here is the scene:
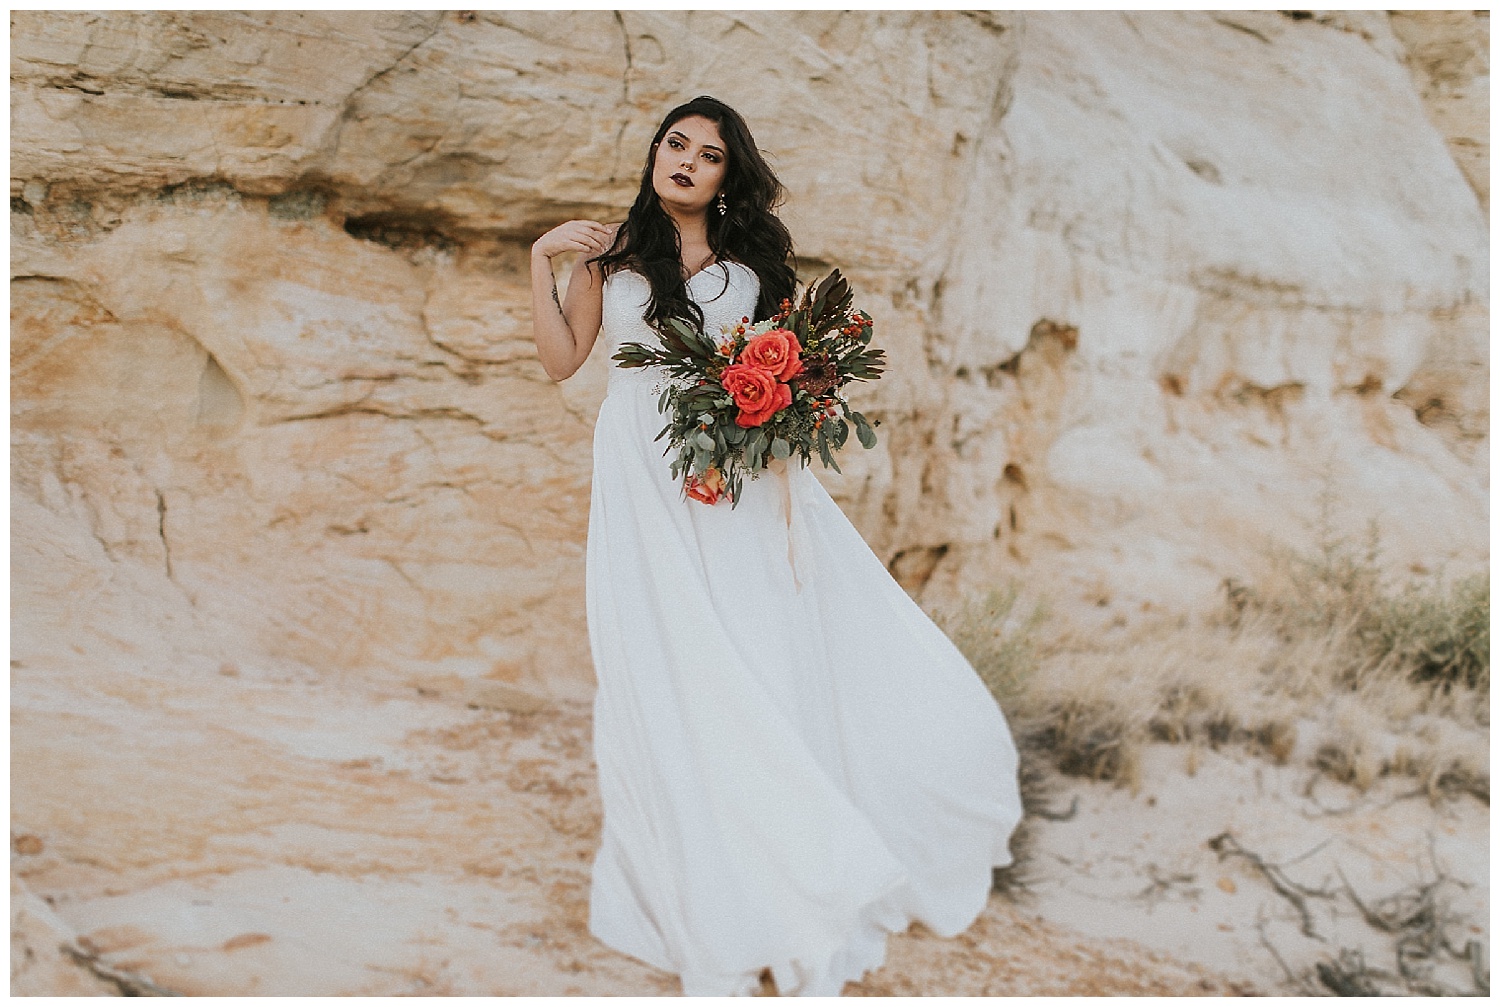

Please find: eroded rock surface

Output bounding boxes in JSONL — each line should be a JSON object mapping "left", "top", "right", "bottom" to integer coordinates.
{"left": 12, "top": 10, "right": 1487, "bottom": 696}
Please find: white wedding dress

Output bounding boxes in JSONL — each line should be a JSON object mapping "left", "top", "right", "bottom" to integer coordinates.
{"left": 584, "top": 260, "right": 1022, "bottom": 997}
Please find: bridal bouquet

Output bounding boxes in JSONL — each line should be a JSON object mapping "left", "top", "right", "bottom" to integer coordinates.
{"left": 612, "top": 270, "right": 886, "bottom": 508}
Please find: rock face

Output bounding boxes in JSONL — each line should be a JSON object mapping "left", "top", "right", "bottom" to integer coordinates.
{"left": 1389, "top": 10, "right": 1491, "bottom": 212}
{"left": 11, "top": 10, "right": 1488, "bottom": 702}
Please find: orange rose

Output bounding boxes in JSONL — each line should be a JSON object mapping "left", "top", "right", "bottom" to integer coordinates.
{"left": 720, "top": 362, "right": 792, "bottom": 428}
{"left": 740, "top": 328, "right": 804, "bottom": 381}
{"left": 685, "top": 465, "right": 727, "bottom": 505}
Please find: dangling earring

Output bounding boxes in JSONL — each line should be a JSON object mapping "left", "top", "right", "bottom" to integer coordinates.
{"left": 716, "top": 191, "right": 727, "bottom": 216}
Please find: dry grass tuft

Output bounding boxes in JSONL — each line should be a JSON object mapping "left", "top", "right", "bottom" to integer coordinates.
{"left": 943, "top": 584, "right": 1047, "bottom": 707}
{"left": 1226, "top": 509, "right": 1489, "bottom": 697}
{"left": 944, "top": 509, "right": 1488, "bottom": 804}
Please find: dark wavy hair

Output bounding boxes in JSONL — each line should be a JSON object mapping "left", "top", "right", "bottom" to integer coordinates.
{"left": 591, "top": 96, "right": 797, "bottom": 333}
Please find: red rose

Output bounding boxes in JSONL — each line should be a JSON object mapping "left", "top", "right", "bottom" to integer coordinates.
{"left": 740, "top": 328, "right": 804, "bottom": 381}
{"left": 685, "top": 466, "right": 727, "bottom": 505}
{"left": 720, "top": 363, "right": 792, "bottom": 428}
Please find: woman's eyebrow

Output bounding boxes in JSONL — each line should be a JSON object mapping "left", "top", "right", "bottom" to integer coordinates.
{"left": 668, "top": 129, "right": 724, "bottom": 154}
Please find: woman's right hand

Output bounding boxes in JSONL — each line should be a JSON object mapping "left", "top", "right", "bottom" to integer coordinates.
{"left": 532, "top": 219, "right": 615, "bottom": 261}
{"left": 530, "top": 220, "right": 617, "bottom": 382}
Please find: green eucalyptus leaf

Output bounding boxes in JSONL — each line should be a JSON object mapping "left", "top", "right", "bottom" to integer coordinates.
{"left": 771, "top": 437, "right": 790, "bottom": 460}
{"left": 818, "top": 433, "right": 841, "bottom": 472}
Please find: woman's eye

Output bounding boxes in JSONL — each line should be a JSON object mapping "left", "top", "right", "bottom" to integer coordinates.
{"left": 667, "top": 137, "right": 683, "bottom": 149}
{"left": 703, "top": 153, "right": 721, "bottom": 163}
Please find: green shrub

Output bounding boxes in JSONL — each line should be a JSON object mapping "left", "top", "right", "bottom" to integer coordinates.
{"left": 1365, "top": 573, "right": 1489, "bottom": 692}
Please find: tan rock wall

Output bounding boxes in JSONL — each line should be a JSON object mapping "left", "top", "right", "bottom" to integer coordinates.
{"left": 11, "top": 867, "right": 117, "bottom": 995}
{"left": 11, "top": 11, "right": 1487, "bottom": 700}
{"left": 1389, "top": 10, "right": 1490, "bottom": 212}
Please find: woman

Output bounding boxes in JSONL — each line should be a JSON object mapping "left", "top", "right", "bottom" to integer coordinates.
{"left": 530, "top": 96, "right": 1022, "bottom": 997}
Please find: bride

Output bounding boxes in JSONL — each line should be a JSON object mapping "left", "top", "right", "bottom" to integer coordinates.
{"left": 530, "top": 95, "right": 1022, "bottom": 997}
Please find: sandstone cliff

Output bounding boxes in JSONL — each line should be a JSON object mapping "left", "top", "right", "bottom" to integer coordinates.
{"left": 10, "top": 10, "right": 1488, "bottom": 996}
{"left": 12, "top": 10, "right": 1487, "bottom": 698}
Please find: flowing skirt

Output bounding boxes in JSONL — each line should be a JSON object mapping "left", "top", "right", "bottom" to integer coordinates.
{"left": 585, "top": 372, "right": 1022, "bottom": 996}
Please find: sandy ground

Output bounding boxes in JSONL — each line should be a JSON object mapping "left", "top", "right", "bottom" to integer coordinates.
{"left": 11, "top": 657, "right": 1482, "bottom": 996}
{"left": 1021, "top": 742, "right": 1489, "bottom": 996}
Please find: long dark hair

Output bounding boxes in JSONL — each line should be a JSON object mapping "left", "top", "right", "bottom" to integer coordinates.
{"left": 591, "top": 96, "right": 797, "bottom": 333}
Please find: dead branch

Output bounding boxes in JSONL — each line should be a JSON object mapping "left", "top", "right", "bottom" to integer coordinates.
{"left": 1254, "top": 910, "right": 1307, "bottom": 992}
{"left": 1335, "top": 864, "right": 1485, "bottom": 996}
{"left": 1136, "top": 864, "right": 1199, "bottom": 909}
{"left": 1315, "top": 949, "right": 1381, "bottom": 996}
{"left": 1232, "top": 830, "right": 1486, "bottom": 997}
{"left": 1279, "top": 837, "right": 1332, "bottom": 868}
{"left": 1208, "top": 832, "right": 1336, "bottom": 940}
{"left": 1300, "top": 775, "right": 1427, "bottom": 818}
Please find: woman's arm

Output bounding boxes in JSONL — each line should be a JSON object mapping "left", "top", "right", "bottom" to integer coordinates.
{"left": 530, "top": 220, "right": 617, "bottom": 382}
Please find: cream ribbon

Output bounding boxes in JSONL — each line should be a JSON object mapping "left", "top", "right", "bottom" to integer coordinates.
{"left": 767, "top": 457, "right": 808, "bottom": 593}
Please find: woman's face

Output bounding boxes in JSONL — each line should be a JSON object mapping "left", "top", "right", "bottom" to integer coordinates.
{"left": 651, "top": 114, "right": 728, "bottom": 217}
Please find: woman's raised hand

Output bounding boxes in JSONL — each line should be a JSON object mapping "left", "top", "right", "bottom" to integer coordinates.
{"left": 529, "top": 220, "right": 618, "bottom": 382}
{"left": 532, "top": 220, "right": 617, "bottom": 261}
